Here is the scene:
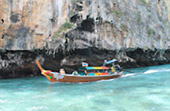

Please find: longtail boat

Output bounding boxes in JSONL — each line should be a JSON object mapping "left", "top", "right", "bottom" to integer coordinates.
{"left": 35, "top": 59, "right": 122, "bottom": 83}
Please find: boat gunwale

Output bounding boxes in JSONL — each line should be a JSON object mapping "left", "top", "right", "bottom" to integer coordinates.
{"left": 49, "top": 72, "right": 123, "bottom": 77}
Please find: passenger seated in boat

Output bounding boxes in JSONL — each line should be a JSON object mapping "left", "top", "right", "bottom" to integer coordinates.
{"left": 72, "top": 71, "right": 79, "bottom": 75}
{"left": 84, "top": 70, "right": 88, "bottom": 75}
{"left": 114, "top": 63, "right": 122, "bottom": 72}
{"left": 60, "top": 69, "right": 65, "bottom": 74}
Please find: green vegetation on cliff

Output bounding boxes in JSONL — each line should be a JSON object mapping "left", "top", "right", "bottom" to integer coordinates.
{"left": 113, "top": 10, "right": 121, "bottom": 18}
{"left": 147, "top": 27, "right": 155, "bottom": 37}
{"left": 141, "top": 0, "right": 147, "bottom": 5}
{"left": 54, "top": 22, "right": 74, "bottom": 37}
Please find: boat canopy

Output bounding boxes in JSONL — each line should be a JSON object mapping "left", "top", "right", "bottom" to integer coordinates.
{"left": 79, "top": 66, "right": 109, "bottom": 70}
{"left": 103, "top": 59, "right": 117, "bottom": 66}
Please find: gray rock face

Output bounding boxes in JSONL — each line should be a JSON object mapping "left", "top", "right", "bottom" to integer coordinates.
{"left": 164, "top": 0, "right": 170, "bottom": 20}
{"left": 0, "top": 0, "right": 170, "bottom": 78}
{"left": 67, "top": 0, "right": 170, "bottom": 50}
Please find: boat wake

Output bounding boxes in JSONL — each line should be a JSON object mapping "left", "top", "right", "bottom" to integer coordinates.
{"left": 144, "top": 69, "right": 170, "bottom": 74}
{"left": 122, "top": 73, "right": 136, "bottom": 77}
{"left": 144, "top": 70, "right": 158, "bottom": 74}
{"left": 96, "top": 79, "right": 116, "bottom": 82}
{"left": 96, "top": 73, "right": 136, "bottom": 82}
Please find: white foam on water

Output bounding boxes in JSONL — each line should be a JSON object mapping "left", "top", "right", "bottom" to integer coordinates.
{"left": 144, "top": 68, "right": 170, "bottom": 74}
{"left": 26, "top": 106, "right": 48, "bottom": 111}
{"left": 79, "top": 82, "right": 91, "bottom": 84}
{"left": 87, "top": 95, "right": 93, "bottom": 99}
{"left": 0, "top": 99, "right": 6, "bottom": 103}
{"left": 144, "top": 70, "right": 158, "bottom": 74}
{"left": 96, "top": 78, "right": 116, "bottom": 83}
{"left": 163, "top": 69, "right": 170, "bottom": 72}
{"left": 32, "top": 95, "right": 47, "bottom": 99}
{"left": 122, "top": 73, "right": 136, "bottom": 77}
{"left": 96, "top": 73, "right": 136, "bottom": 82}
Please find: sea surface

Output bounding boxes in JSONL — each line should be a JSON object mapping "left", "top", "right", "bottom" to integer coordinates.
{"left": 0, "top": 64, "right": 170, "bottom": 111}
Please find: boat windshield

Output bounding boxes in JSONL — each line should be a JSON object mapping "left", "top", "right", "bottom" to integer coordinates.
{"left": 77, "top": 70, "right": 85, "bottom": 75}
{"left": 78, "top": 67, "right": 112, "bottom": 75}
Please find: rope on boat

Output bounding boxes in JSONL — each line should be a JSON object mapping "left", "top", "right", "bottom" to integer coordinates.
{"left": 35, "top": 60, "right": 44, "bottom": 72}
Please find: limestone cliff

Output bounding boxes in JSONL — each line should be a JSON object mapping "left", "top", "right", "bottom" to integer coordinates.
{"left": 164, "top": 0, "right": 170, "bottom": 21}
{"left": 0, "top": 0, "right": 170, "bottom": 78}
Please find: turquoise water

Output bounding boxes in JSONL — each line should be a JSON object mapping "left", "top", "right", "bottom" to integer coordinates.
{"left": 0, "top": 64, "right": 170, "bottom": 111}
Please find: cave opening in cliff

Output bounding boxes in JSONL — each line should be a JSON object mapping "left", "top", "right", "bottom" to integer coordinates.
{"left": 1, "top": 19, "right": 4, "bottom": 24}
{"left": 78, "top": 18, "right": 94, "bottom": 32}
{"left": 70, "top": 14, "right": 81, "bottom": 23}
{"left": 2, "top": 34, "right": 5, "bottom": 39}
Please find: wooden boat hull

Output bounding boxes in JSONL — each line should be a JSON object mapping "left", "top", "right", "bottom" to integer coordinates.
{"left": 43, "top": 72, "right": 122, "bottom": 83}
{"left": 36, "top": 60, "right": 122, "bottom": 83}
